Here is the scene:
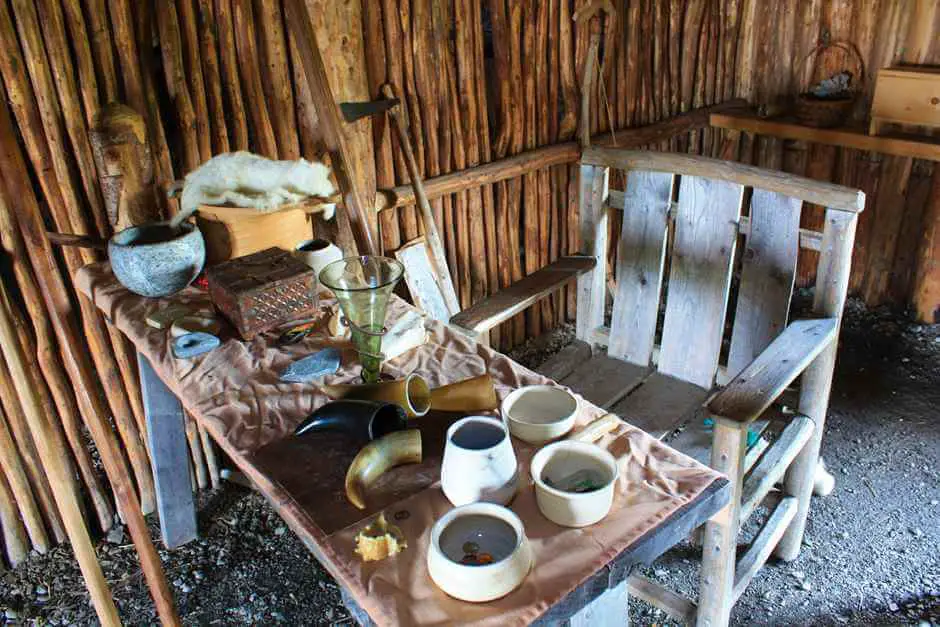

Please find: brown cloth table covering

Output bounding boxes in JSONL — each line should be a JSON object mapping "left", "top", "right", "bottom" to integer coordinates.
{"left": 76, "top": 262, "right": 723, "bottom": 626}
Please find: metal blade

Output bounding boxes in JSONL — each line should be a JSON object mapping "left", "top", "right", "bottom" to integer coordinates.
{"left": 339, "top": 98, "right": 400, "bottom": 123}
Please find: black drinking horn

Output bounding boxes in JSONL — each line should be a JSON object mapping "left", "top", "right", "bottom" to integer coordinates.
{"left": 294, "top": 400, "right": 408, "bottom": 441}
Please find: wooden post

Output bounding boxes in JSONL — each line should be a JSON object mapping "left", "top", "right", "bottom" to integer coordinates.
{"left": 575, "top": 165, "right": 609, "bottom": 344}
{"left": 776, "top": 209, "right": 857, "bottom": 561}
{"left": 383, "top": 84, "right": 461, "bottom": 317}
{"left": 0, "top": 278, "right": 121, "bottom": 626}
{"left": 697, "top": 420, "right": 746, "bottom": 627}
{"left": 284, "top": 0, "right": 378, "bottom": 257}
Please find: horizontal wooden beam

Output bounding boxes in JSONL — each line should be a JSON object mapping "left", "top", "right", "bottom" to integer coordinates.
{"left": 584, "top": 149, "right": 865, "bottom": 213}
{"left": 374, "top": 100, "right": 747, "bottom": 212}
{"left": 626, "top": 575, "right": 697, "bottom": 624}
{"left": 450, "top": 256, "right": 595, "bottom": 333}
{"left": 732, "top": 496, "right": 798, "bottom": 602}
{"left": 710, "top": 111, "right": 940, "bottom": 163}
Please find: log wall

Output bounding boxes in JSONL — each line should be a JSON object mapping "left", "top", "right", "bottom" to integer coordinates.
{"left": 0, "top": 0, "right": 937, "bottom": 567}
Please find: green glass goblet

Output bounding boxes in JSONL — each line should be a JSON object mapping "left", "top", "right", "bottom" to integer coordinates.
{"left": 319, "top": 256, "right": 404, "bottom": 383}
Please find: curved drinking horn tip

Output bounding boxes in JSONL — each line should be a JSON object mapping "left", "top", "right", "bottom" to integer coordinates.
{"left": 345, "top": 429, "right": 422, "bottom": 510}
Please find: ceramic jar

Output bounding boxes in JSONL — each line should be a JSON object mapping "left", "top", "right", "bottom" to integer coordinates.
{"left": 530, "top": 440, "right": 618, "bottom": 527}
{"left": 441, "top": 416, "right": 519, "bottom": 506}
{"left": 427, "top": 502, "right": 533, "bottom": 602}
{"left": 293, "top": 239, "right": 343, "bottom": 294}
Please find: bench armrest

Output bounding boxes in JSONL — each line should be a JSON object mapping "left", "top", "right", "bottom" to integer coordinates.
{"left": 450, "top": 256, "right": 595, "bottom": 334}
{"left": 708, "top": 318, "right": 838, "bottom": 425}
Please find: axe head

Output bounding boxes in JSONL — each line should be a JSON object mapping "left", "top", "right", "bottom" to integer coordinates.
{"left": 339, "top": 98, "right": 400, "bottom": 123}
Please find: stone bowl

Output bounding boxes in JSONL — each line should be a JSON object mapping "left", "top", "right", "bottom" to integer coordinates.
{"left": 501, "top": 385, "right": 578, "bottom": 444}
{"left": 109, "top": 222, "right": 205, "bottom": 297}
{"left": 530, "top": 440, "right": 618, "bottom": 528}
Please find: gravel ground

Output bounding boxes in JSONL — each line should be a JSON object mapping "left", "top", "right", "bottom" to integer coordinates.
{"left": 0, "top": 298, "right": 937, "bottom": 626}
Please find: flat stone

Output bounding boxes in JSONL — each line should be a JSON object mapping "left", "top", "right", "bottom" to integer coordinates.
{"left": 172, "top": 332, "right": 220, "bottom": 359}
{"left": 280, "top": 348, "right": 342, "bottom": 383}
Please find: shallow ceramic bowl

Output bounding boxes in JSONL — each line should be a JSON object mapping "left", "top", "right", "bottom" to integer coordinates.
{"left": 427, "top": 503, "right": 533, "bottom": 603}
{"left": 109, "top": 221, "right": 205, "bottom": 297}
{"left": 530, "top": 440, "right": 618, "bottom": 528}
{"left": 501, "top": 385, "right": 578, "bottom": 444}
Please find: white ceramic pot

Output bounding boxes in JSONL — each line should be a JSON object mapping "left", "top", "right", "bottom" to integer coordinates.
{"left": 294, "top": 239, "right": 343, "bottom": 292}
{"left": 501, "top": 385, "right": 578, "bottom": 444}
{"left": 530, "top": 440, "right": 618, "bottom": 528}
{"left": 441, "top": 416, "right": 519, "bottom": 506}
{"left": 427, "top": 502, "right": 533, "bottom": 603}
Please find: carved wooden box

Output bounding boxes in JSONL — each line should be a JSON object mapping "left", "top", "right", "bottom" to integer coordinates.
{"left": 207, "top": 247, "right": 317, "bottom": 340}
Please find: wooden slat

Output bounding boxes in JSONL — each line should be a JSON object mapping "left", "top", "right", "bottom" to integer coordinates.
{"left": 658, "top": 176, "right": 743, "bottom": 389}
{"left": 558, "top": 356, "right": 649, "bottom": 410}
{"left": 535, "top": 339, "right": 593, "bottom": 381}
{"left": 627, "top": 575, "right": 697, "bottom": 625}
{"left": 610, "top": 372, "right": 710, "bottom": 439}
{"left": 709, "top": 318, "right": 838, "bottom": 424}
{"left": 575, "top": 165, "right": 609, "bottom": 343}
{"left": 608, "top": 191, "right": 823, "bottom": 251}
{"left": 583, "top": 147, "right": 864, "bottom": 213}
{"left": 608, "top": 171, "right": 673, "bottom": 366}
{"left": 395, "top": 237, "right": 454, "bottom": 324}
{"left": 732, "top": 495, "right": 798, "bottom": 602}
{"left": 138, "top": 354, "right": 197, "bottom": 549}
{"left": 727, "top": 189, "right": 801, "bottom": 379}
{"left": 710, "top": 111, "right": 940, "bottom": 163}
{"left": 450, "top": 256, "right": 595, "bottom": 334}
{"left": 740, "top": 415, "right": 815, "bottom": 522}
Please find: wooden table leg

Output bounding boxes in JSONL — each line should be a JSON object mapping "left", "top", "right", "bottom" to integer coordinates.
{"left": 569, "top": 577, "right": 629, "bottom": 626}
{"left": 137, "top": 353, "right": 197, "bottom": 548}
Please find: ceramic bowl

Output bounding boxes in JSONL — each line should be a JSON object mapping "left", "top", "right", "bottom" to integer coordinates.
{"left": 501, "top": 385, "right": 578, "bottom": 444}
{"left": 530, "top": 440, "right": 618, "bottom": 528}
{"left": 427, "top": 503, "right": 533, "bottom": 603}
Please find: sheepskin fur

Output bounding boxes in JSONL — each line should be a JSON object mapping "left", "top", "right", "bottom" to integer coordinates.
{"left": 181, "top": 151, "right": 336, "bottom": 218}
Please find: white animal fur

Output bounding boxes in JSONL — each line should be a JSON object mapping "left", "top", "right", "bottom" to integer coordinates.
{"left": 181, "top": 152, "right": 336, "bottom": 219}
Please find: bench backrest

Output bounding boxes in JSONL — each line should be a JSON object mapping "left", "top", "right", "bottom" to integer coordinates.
{"left": 577, "top": 148, "right": 863, "bottom": 389}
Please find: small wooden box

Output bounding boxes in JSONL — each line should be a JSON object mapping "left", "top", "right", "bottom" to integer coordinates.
{"left": 869, "top": 67, "right": 940, "bottom": 135}
{"left": 206, "top": 247, "right": 318, "bottom": 340}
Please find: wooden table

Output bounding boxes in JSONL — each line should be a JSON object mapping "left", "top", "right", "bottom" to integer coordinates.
{"left": 76, "top": 264, "right": 728, "bottom": 626}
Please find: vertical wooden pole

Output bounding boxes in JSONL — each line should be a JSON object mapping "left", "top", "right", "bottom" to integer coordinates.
{"left": 575, "top": 165, "right": 608, "bottom": 344}
{"left": 697, "top": 420, "right": 746, "bottom": 627}
{"left": 0, "top": 96, "right": 178, "bottom": 626}
{"left": 776, "top": 209, "right": 857, "bottom": 561}
{"left": 285, "top": 0, "right": 378, "bottom": 256}
{"left": 0, "top": 278, "right": 121, "bottom": 626}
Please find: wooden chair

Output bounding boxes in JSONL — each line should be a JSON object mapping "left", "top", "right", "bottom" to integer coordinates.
{"left": 533, "top": 147, "right": 862, "bottom": 625}
{"left": 393, "top": 144, "right": 861, "bottom": 625}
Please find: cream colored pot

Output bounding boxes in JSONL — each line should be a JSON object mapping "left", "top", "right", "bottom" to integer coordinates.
{"left": 530, "top": 440, "right": 618, "bottom": 528}
{"left": 501, "top": 385, "right": 578, "bottom": 444}
{"left": 441, "top": 416, "right": 518, "bottom": 506}
{"left": 427, "top": 503, "right": 533, "bottom": 603}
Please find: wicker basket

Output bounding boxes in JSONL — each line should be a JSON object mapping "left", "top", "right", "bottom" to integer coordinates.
{"left": 794, "top": 39, "right": 865, "bottom": 129}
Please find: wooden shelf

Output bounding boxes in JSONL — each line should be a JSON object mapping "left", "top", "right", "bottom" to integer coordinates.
{"left": 710, "top": 111, "right": 940, "bottom": 162}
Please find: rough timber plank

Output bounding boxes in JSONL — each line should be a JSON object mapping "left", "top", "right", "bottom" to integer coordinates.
{"left": 138, "top": 354, "right": 197, "bottom": 549}
{"left": 536, "top": 339, "right": 593, "bottom": 381}
{"left": 610, "top": 372, "right": 710, "bottom": 439}
{"left": 709, "top": 318, "right": 838, "bottom": 424}
{"left": 568, "top": 577, "right": 628, "bottom": 627}
{"left": 732, "top": 495, "right": 798, "bottom": 602}
{"left": 727, "top": 189, "right": 802, "bottom": 379}
{"left": 575, "top": 165, "right": 609, "bottom": 342}
{"left": 740, "top": 415, "right": 814, "bottom": 522}
{"left": 658, "top": 176, "right": 743, "bottom": 389}
{"left": 584, "top": 147, "right": 865, "bottom": 212}
{"left": 608, "top": 171, "right": 674, "bottom": 366}
{"left": 559, "top": 355, "right": 649, "bottom": 409}
{"left": 451, "top": 256, "right": 595, "bottom": 333}
{"left": 395, "top": 237, "right": 454, "bottom": 324}
{"left": 627, "top": 575, "right": 697, "bottom": 625}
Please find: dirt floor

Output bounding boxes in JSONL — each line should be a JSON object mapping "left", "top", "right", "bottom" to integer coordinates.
{"left": 0, "top": 298, "right": 937, "bottom": 626}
